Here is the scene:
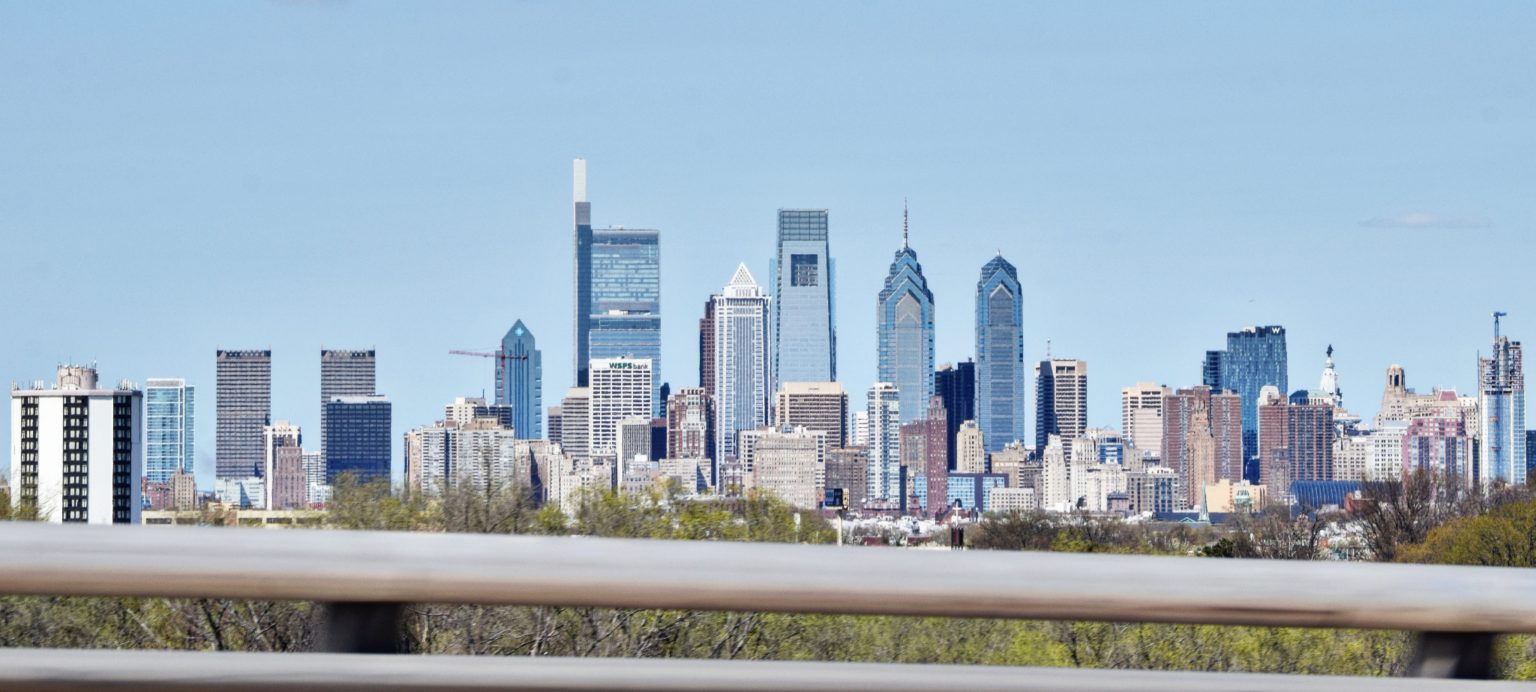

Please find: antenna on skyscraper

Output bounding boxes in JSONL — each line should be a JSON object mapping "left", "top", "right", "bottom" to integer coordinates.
{"left": 1494, "top": 311, "right": 1508, "bottom": 340}
{"left": 902, "top": 198, "right": 909, "bottom": 249}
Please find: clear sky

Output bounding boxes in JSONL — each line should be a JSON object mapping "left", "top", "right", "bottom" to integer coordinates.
{"left": 2, "top": 2, "right": 1532, "bottom": 485}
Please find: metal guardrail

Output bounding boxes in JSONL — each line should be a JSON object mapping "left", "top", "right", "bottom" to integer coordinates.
{"left": 0, "top": 523, "right": 1527, "bottom": 686}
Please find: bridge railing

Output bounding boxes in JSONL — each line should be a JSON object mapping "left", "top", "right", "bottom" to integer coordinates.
{"left": 0, "top": 523, "right": 1528, "bottom": 689}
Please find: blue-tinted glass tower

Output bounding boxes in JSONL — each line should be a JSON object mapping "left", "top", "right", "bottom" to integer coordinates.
{"left": 774, "top": 209, "right": 836, "bottom": 384}
{"left": 975, "top": 254, "right": 1025, "bottom": 454}
{"left": 1479, "top": 313, "right": 1525, "bottom": 486}
{"left": 323, "top": 396, "right": 392, "bottom": 484}
{"left": 1209, "top": 325, "right": 1287, "bottom": 479}
{"left": 877, "top": 203, "right": 935, "bottom": 424}
{"left": 572, "top": 159, "right": 594, "bottom": 387}
{"left": 498, "top": 319, "right": 543, "bottom": 439}
{"left": 589, "top": 228, "right": 662, "bottom": 413}
{"left": 144, "top": 378, "right": 194, "bottom": 483}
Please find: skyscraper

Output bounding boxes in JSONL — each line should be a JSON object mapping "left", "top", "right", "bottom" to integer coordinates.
{"left": 975, "top": 254, "right": 1025, "bottom": 454}
{"left": 1478, "top": 313, "right": 1526, "bottom": 486}
{"left": 215, "top": 349, "right": 271, "bottom": 481}
{"left": 1161, "top": 385, "right": 1244, "bottom": 507}
{"left": 665, "top": 387, "right": 715, "bottom": 464}
{"left": 559, "top": 388, "right": 592, "bottom": 462}
{"left": 1207, "top": 325, "right": 1288, "bottom": 478}
{"left": 589, "top": 357, "right": 655, "bottom": 460}
{"left": 935, "top": 361, "right": 976, "bottom": 468}
{"left": 572, "top": 158, "right": 593, "bottom": 387}
{"left": 589, "top": 228, "right": 662, "bottom": 411}
{"left": 1256, "top": 387, "right": 1334, "bottom": 499}
{"left": 144, "top": 378, "right": 194, "bottom": 484}
{"left": 877, "top": 204, "right": 935, "bottom": 424}
{"left": 774, "top": 209, "right": 836, "bottom": 384}
{"left": 320, "top": 349, "right": 376, "bottom": 462}
{"left": 1035, "top": 358, "right": 1088, "bottom": 456}
{"left": 709, "top": 265, "right": 772, "bottom": 462}
{"left": 1121, "top": 382, "right": 1171, "bottom": 461}
{"left": 866, "top": 382, "right": 901, "bottom": 502}
{"left": 498, "top": 320, "right": 543, "bottom": 439}
{"left": 10, "top": 366, "right": 142, "bottom": 524}
{"left": 323, "top": 395, "right": 391, "bottom": 484}
{"left": 262, "top": 421, "right": 306, "bottom": 510}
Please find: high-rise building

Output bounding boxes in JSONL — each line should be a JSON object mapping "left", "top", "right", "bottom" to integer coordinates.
{"left": 589, "top": 358, "right": 654, "bottom": 460}
{"left": 666, "top": 388, "right": 715, "bottom": 461}
{"left": 1403, "top": 417, "right": 1473, "bottom": 483}
{"left": 775, "top": 382, "right": 848, "bottom": 449}
{"left": 1161, "top": 386, "right": 1243, "bottom": 506}
{"left": 975, "top": 255, "right": 1024, "bottom": 454}
{"left": 9, "top": 366, "right": 142, "bottom": 524}
{"left": 866, "top": 383, "right": 902, "bottom": 502}
{"left": 444, "top": 397, "right": 513, "bottom": 429}
{"left": 1256, "top": 387, "right": 1334, "bottom": 500}
{"left": 935, "top": 361, "right": 976, "bottom": 466}
{"left": 572, "top": 158, "right": 594, "bottom": 386}
{"left": 559, "top": 388, "right": 591, "bottom": 461}
{"left": 323, "top": 395, "right": 391, "bottom": 484}
{"left": 956, "top": 420, "right": 987, "bottom": 474}
{"left": 774, "top": 209, "right": 836, "bottom": 385}
{"left": 876, "top": 204, "right": 935, "bottom": 424}
{"left": 1478, "top": 313, "right": 1526, "bottom": 486}
{"left": 1206, "top": 326, "right": 1288, "bottom": 478}
{"left": 1121, "top": 382, "right": 1170, "bottom": 461}
{"left": 825, "top": 446, "right": 868, "bottom": 511}
{"left": 1035, "top": 358, "right": 1088, "bottom": 456}
{"left": 901, "top": 397, "right": 948, "bottom": 517}
{"left": 741, "top": 426, "right": 826, "bottom": 509}
{"left": 699, "top": 298, "right": 715, "bottom": 396}
{"left": 215, "top": 349, "right": 271, "bottom": 481}
{"left": 301, "top": 450, "right": 326, "bottom": 506}
{"left": 849, "top": 410, "right": 869, "bottom": 447}
{"left": 320, "top": 349, "right": 376, "bottom": 462}
{"left": 143, "top": 378, "right": 194, "bottom": 484}
{"left": 262, "top": 421, "right": 306, "bottom": 510}
{"left": 708, "top": 265, "right": 772, "bottom": 462}
{"left": 498, "top": 320, "right": 543, "bottom": 439}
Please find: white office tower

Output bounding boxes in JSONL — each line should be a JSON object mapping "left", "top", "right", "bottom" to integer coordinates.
{"left": 10, "top": 366, "right": 143, "bottom": 524}
{"left": 956, "top": 420, "right": 987, "bottom": 473}
{"left": 1121, "top": 382, "right": 1170, "bottom": 460}
{"left": 740, "top": 426, "right": 826, "bottom": 509}
{"left": 588, "top": 358, "right": 654, "bottom": 460}
{"left": 866, "top": 383, "right": 901, "bottom": 503}
{"left": 709, "top": 264, "right": 772, "bottom": 463}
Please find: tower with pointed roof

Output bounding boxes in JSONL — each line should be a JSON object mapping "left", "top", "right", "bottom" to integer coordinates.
{"left": 708, "top": 264, "right": 773, "bottom": 461}
{"left": 1317, "top": 345, "right": 1341, "bottom": 409}
{"left": 877, "top": 201, "right": 936, "bottom": 424}
{"left": 975, "top": 253, "right": 1024, "bottom": 453}
{"left": 499, "top": 319, "right": 543, "bottom": 439}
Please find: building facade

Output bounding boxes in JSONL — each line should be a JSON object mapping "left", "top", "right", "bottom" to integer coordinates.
{"left": 876, "top": 205, "right": 935, "bottom": 424}
{"left": 1478, "top": 315, "right": 1526, "bottom": 486}
{"left": 497, "top": 320, "right": 543, "bottom": 439}
{"left": 1256, "top": 387, "right": 1335, "bottom": 499}
{"left": 588, "top": 227, "right": 662, "bottom": 412}
{"left": 1161, "top": 385, "right": 1243, "bottom": 507}
{"left": 143, "top": 378, "right": 194, "bottom": 484}
{"left": 709, "top": 265, "right": 772, "bottom": 462}
{"left": 1206, "top": 326, "right": 1288, "bottom": 478}
{"left": 215, "top": 349, "right": 271, "bottom": 481}
{"left": 1035, "top": 358, "right": 1088, "bottom": 456}
{"left": 935, "top": 360, "right": 976, "bottom": 466}
{"left": 320, "top": 349, "right": 376, "bottom": 463}
{"left": 589, "top": 358, "right": 655, "bottom": 460}
{"left": 774, "top": 209, "right": 836, "bottom": 385}
{"left": 1121, "top": 381, "right": 1170, "bottom": 462}
{"left": 775, "top": 382, "right": 848, "bottom": 449}
{"left": 322, "top": 395, "right": 392, "bottom": 484}
{"left": 262, "top": 421, "right": 306, "bottom": 510}
{"left": 665, "top": 387, "right": 715, "bottom": 464}
{"left": 866, "top": 382, "right": 902, "bottom": 504}
{"left": 975, "top": 255, "right": 1025, "bottom": 454}
{"left": 9, "top": 366, "right": 142, "bottom": 524}
{"left": 741, "top": 426, "right": 825, "bottom": 509}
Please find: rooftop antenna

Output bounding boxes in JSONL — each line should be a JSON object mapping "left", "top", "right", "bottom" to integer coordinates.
{"left": 902, "top": 198, "right": 909, "bottom": 249}
{"left": 1046, "top": 339, "right": 1052, "bottom": 361}
{"left": 1494, "top": 311, "right": 1507, "bottom": 340}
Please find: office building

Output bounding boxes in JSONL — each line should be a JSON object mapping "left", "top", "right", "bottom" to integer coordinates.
{"left": 975, "top": 255, "right": 1025, "bottom": 454}
{"left": 955, "top": 420, "right": 986, "bottom": 473}
{"left": 775, "top": 382, "right": 848, "bottom": 449}
{"left": 825, "top": 446, "right": 868, "bottom": 511}
{"left": 708, "top": 265, "right": 772, "bottom": 462}
{"left": 444, "top": 397, "right": 513, "bottom": 428}
{"left": 262, "top": 421, "right": 306, "bottom": 510}
{"left": 741, "top": 426, "right": 825, "bottom": 509}
{"left": 589, "top": 358, "right": 654, "bottom": 460}
{"left": 1478, "top": 314, "right": 1526, "bottom": 486}
{"left": 935, "top": 361, "right": 976, "bottom": 466}
{"left": 876, "top": 203, "right": 935, "bottom": 424}
{"left": 559, "top": 388, "right": 591, "bottom": 461}
{"left": 666, "top": 387, "right": 715, "bottom": 460}
{"left": 1121, "top": 382, "right": 1170, "bottom": 462}
{"left": 849, "top": 410, "right": 869, "bottom": 447}
{"left": 143, "top": 378, "right": 194, "bottom": 484}
{"left": 1256, "top": 387, "right": 1334, "bottom": 499}
{"left": 901, "top": 397, "right": 947, "bottom": 517}
{"left": 1403, "top": 417, "right": 1473, "bottom": 483}
{"left": 301, "top": 450, "right": 326, "bottom": 506}
{"left": 774, "top": 209, "right": 836, "bottom": 385}
{"left": 616, "top": 416, "right": 654, "bottom": 479}
{"left": 1161, "top": 386, "right": 1243, "bottom": 508}
{"left": 323, "top": 395, "right": 391, "bottom": 484}
{"left": 497, "top": 320, "right": 543, "bottom": 439}
{"left": 1035, "top": 358, "right": 1088, "bottom": 456}
{"left": 866, "top": 382, "right": 902, "bottom": 503}
{"left": 320, "top": 349, "right": 376, "bottom": 462}
{"left": 1205, "top": 326, "right": 1288, "bottom": 478}
{"left": 215, "top": 349, "right": 271, "bottom": 481}
{"left": 572, "top": 158, "right": 594, "bottom": 386}
{"left": 9, "top": 366, "right": 142, "bottom": 524}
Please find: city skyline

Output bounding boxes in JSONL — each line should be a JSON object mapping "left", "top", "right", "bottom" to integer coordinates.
{"left": 2, "top": 3, "right": 1532, "bottom": 485}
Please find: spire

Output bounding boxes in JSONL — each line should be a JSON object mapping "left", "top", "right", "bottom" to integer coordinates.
{"left": 728, "top": 262, "right": 756, "bottom": 287}
{"left": 573, "top": 159, "right": 587, "bottom": 203}
{"left": 902, "top": 198, "right": 909, "bottom": 249}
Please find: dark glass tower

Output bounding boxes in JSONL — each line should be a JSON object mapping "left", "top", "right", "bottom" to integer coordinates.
{"left": 935, "top": 360, "right": 976, "bottom": 470}
{"left": 1208, "top": 326, "right": 1288, "bottom": 480}
{"left": 323, "top": 396, "right": 392, "bottom": 484}
{"left": 572, "top": 159, "right": 594, "bottom": 387}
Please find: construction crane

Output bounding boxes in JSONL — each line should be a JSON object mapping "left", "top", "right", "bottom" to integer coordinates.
{"left": 449, "top": 350, "right": 529, "bottom": 402}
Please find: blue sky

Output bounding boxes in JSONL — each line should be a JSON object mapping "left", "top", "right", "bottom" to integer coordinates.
{"left": 2, "top": 2, "right": 1533, "bottom": 484}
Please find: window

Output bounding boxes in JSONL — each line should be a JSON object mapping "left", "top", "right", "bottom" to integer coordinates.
{"left": 790, "top": 254, "right": 818, "bottom": 287}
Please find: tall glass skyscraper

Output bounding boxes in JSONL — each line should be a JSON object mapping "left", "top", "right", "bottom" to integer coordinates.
{"left": 975, "top": 254, "right": 1024, "bottom": 454}
{"left": 215, "top": 349, "right": 271, "bottom": 480}
{"left": 774, "top": 209, "right": 836, "bottom": 384}
{"left": 876, "top": 204, "right": 935, "bottom": 424}
{"left": 498, "top": 319, "right": 543, "bottom": 440}
{"left": 572, "top": 159, "right": 594, "bottom": 387}
{"left": 320, "top": 349, "right": 376, "bottom": 461}
{"left": 1207, "top": 325, "right": 1287, "bottom": 479}
{"left": 1479, "top": 313, "right": 1525, "bottom": 487}
{"left": 708, "top": 264, "right": 772, "bottom": 461}
{"left": 866, "top": 382, "right": 901, "bottom": 502}
{"left": 144, "top": 378, "right": 194, "bottom": 483}
{"left": 589, "top": 227, "right": 662, "bottom": 412}
{"left": 935, "top": 361, "right": 975, "bottom": 469}
{"left": 323, "top": 395, "right": 392, "bottom": 484}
